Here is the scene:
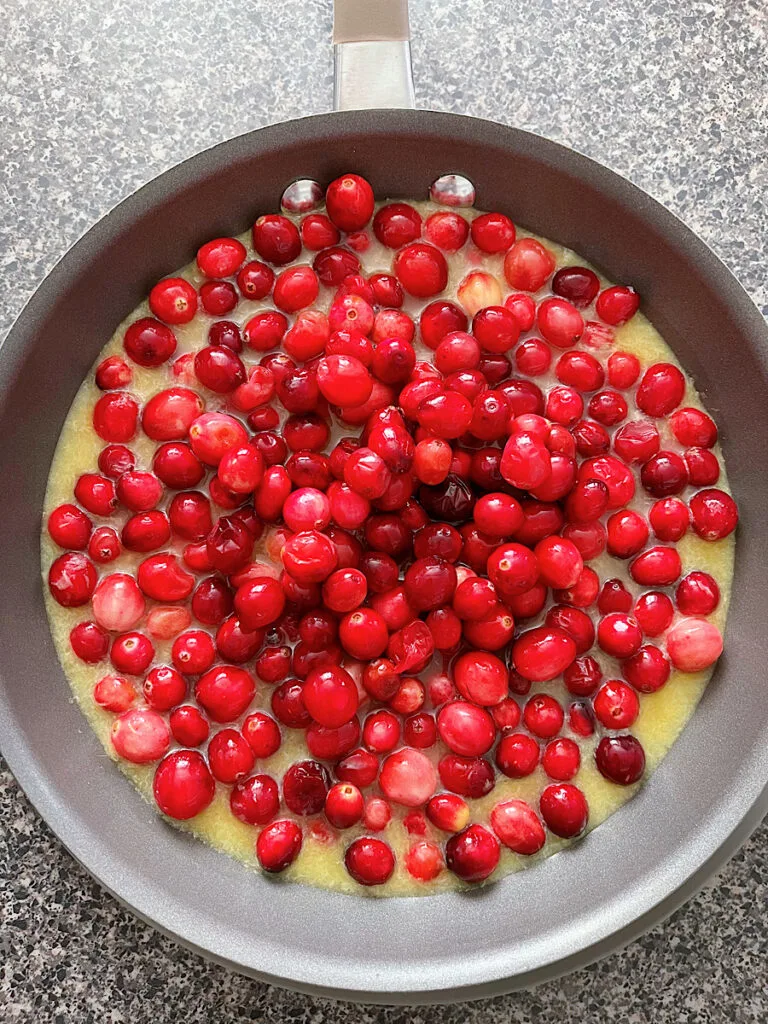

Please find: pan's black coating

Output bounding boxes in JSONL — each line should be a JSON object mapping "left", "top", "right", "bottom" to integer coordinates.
{"left": 1, "top": 110, "right": 767, "bottom": 1003}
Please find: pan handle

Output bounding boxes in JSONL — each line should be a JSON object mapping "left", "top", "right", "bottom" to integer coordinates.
{"left": 333, "top": 0, "right": 415, "bottom": 110}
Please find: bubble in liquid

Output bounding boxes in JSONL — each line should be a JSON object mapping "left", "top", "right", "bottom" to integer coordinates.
{"left": 430, "top": 174, "right": 476, "bottom": 208}
{"left": 281, "top": 179, "right": 324, "bottom": 214}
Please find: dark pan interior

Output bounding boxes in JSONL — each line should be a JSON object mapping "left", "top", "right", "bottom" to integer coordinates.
{"left": 1, "top": 110, "right": 767, "bottom": 1003}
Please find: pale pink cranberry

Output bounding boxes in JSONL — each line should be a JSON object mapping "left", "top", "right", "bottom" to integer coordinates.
{"left": 379, "top": 747, "right": 437, "bottom": 808}
{"left": 456, "top": 271, "right": 502, "bottom": 315}
{"left": 405, "top": 841, "right": 444, "bottom": 882}
{"left": 491, "top": 799, "right": 546, "bottom": 855}
{"left": 110, "top": 708, "right": 170, "bottom": 764}
{"left": 666, "top": 617, "right": 723, "bottom": 672}
{"left": 92, "top": 573, "right": 146, "bottom": 631}
{"left": 93, "top": 674, "right": 136, "bottom": 712}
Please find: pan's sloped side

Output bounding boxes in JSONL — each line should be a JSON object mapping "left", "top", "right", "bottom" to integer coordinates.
{"left": 1, "top": 110, "right": 767, "bottom": 1003}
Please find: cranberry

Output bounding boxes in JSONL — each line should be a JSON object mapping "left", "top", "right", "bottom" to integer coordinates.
{"left": 149, "top": 277, "right": 198, "bottom": 324}
{"left": 500, "top": 431, "right": 550, "bottom": 491}
{"left": 193, "top": 664, "right": 254, "bottom": 723}
{"left": 325, "top": 174, "right": 374, "bottom": 231}
{"left": 541, "top": 737, "right": 580, "bottom": 782}
{"left": 92, "top": 573, "right": 145, "bottom": 631}
{"left": 613, "top": 420, "right": 661, "bottom": 465}
{"left": 445, "top": 824, "right": 499, "bottom": 883}
{"left": 636, "top": 363, "right": 685, "bottom": 417}
{"left": 115, "top": 471, "right": 163, "bottom": 513}
{"left": 503, "top": 238, "right": 555, "bottom": 291}
{"left": 47, "top": 503, "right": 92, "bottom": 550}
{"left": 676, "top": 571, "right": 720, "bottom": 615}
{"left": 670, "top": 406, "right": 718, "bottom": 447}
{"left": 537, "top": 298, "right": 584, "bottom": 348}
{"left": 394, "top": 242, "right": 449, "bottom": 298}
{"left": 666, "top": 617, "right": 723, "bottom": 672}
{"left": 373, "top": 202, "right": 422, "bottom": 248}
{"left": 606, "top": 509, "right": 649, "bottom": 558}
{"left": 649, "top": 497, "right": 689, "bottom": 541}
{"left": 124, "top": 317, "right": 177, "bottom": 366}
{"left": 142, "top": 387, "right": 203, "bottom": 442}
{"left": 597, "top": 612, "right": 642, "bottom": 659}
{"left": 109, "top": 631, "right": 153, "bottom": 675}
{"left": 73, "top": 473, "right": 116, "bottom": 516}
{"left": 540, "top": 783, "right": 588, "bottom": 837}
{"left": 335, "top": 747, "right": 379, "bottom": 788}
{"left": 512, "top": 626, "right": 576, "bottom": 682}
{"left": 92, "top": 391, "right": 139, "bottom": 444}
{"left": 96, "top": 355, "right": 132, "bottom": 390}
{"left": 472, "top": 306, "right": 521, "bottom": 354}
{"left": 377, "top": 747, "right": 436, "bottom": 808}
{"left": 578, "top": 455, "right": 635, "bottom": 508}
{"left": 437, "top": 701, "right": 496, "bottom": 757}
{"left": 623, "top": 644, "right": 671, "bottom": 692}
{"left": 339, "top": 608, "right": 388, "bottom": 659}
{"left": 48, "top": 552, "right": 97, "bottom": 607}
{"left": 301, "top": 665, "right": 358, "bottom": 728}
{"left": 424, "top": 210, "right": 469, "bottom": 251}
{"left": 426, "top": 793, "right": 470, "bottom": 833}
{"left": 345, "top": 836, "right": 395, "bottom": 886}
{"left": 206, "top": 728, "right": 254, "bottom": 784}
{"left": 93, "top": 674, "right": 136, "bottom": 712}
{"left": 684, "top": 447, "right": 720, "bottom": 487}
{"left": 632, "top": 592, "right": 672, "bottom": 638}
{"left": 630, "top": 546, "right": 682, "bottom": 587}
{"left": 301, "top": 213, "right": 340, "bottom": 250}
{"left": 452, "top": 650, "right": 508, "bottom": 706}
{"left": 595, "top": 734, "right": 646, "bottom": 785}
{"left": 438, "top": 753, "right": 495, "bottom": 798}
{"left": 256, "top": 819, "right": 303, "bottom": 872}
{"left": 596, "top": 285, "right": 640, "bottom": 325}
{"left": 689, "top": 488, "right": 738, "bottom": 540}
{"left": 111, "top": 708, "right": 170, "bottom": 764}
{"left": 98, "top": 444, "right": 136, "bottom": 479}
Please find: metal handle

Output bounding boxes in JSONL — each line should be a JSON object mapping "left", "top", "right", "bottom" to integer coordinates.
{"left": 333, "top": 0, "right": 415, "bottom": 110}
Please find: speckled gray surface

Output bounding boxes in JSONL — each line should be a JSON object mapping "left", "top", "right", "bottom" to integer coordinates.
{"left": 1, "top": 0, "right": 767, "bottom": 1019}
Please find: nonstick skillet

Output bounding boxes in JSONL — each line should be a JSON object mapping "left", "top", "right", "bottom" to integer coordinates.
{"left": 1, "top": 0, "right": 767, "bottom": 1005}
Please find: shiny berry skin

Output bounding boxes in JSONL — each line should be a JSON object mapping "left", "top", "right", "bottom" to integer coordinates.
{"left": 670, "top": 406, "right": 718, "bottom": 448}
{"left": 197, "top": 236, "right": 246, "bottom": 278}
{"left": 684, "top": 447, "right": 720, "bottom": 486}
{"left": 633, "top": 591, "right": 674, "bottom": 636}
{"left": 373, "top": 202, "right": 422, "bottom": 248}
{"left": 623, "top": 644, "right": 671, "bottom": 693}
{"left": 438, "top": 753, "right": 495, "bottom": 798}
{"left": 302, "top": 665, "right": 358, "bottom": 728}
{"left": 149, "top": 277, "right": 197, "bottom": 325}
{"left": 537, "top": 297, "right": 584, "bottom": 348}
{"left": 495, "top": 732, "right": 540, "bottom": 777}
{"left": 325, "top": 174, "right": 375, "bottom": 232}
{"left": 208, "top": 728, "right": 255, "bottom": 784}
{"left": 552, "top": 265, "right": 600, "bottom": 307}
{"left": 512, "top": 626, "right": 577, "bottom": 682}
{"left": 394, "top": 242, "right": 449, "bottom": 298}
{"left": 636, "top": 363, "right": 685, "bottom": 417}
{"left": 613, "top": 420, "right": 661, "bottom": 465}
{"left": 96, "top": 355, "right": 132, "bottom": 390}
{"left": 230, "top": 774, "right": 280, "bottom": 826}
{"left": 523, "top": 694, "right": 565, "bottom": 739}
{"left": 281, "top": 530, "right": 338, "bottom": 583}
{"left": 48, "top": 552, "right": 97, "bottom": 607}
{"left": 252, "top": 214, "right": 301, "bottom": 265}
{"left": 93, "top": 391, "right": 139, "bottom": 443}
{"left": 379, "top": 747, "right": 437, "bottom": 808}
{"left": 301, "top": 213, "right": 339, "bottom": 250}
{"left": 666, "top": 617, "right": 724, "bottom": 672}
{"left": 93, "top": 675, "right": 136, "bottom": 713}
{"left": 153, "top": 750, "right": 215, "bottom": 819}
{"left": 453, "top": 651, "right": 508, "bottom": 706}
{"left": 273, "top": 265, "right": 319, "bottom": 313}
{"left": 256, "top": 819, "right": 303, "bottom": 872}
{"left": 491, "top": 799, "right": 546, "bottom": 855}
{"left": 344, "top": 837, "right": 395, "bottom": 886}
{"left": 606, "top": 509, "right": 649, "bottom": 559}
{"left": 472, "top": 305, "right": 521, "bottom": 354}
{"left": 676, "top": 571, "right": 720, "bottom": 615}
{"left": 445, "top": 824, "right": 500, "bottom": 883}
{"left": 47, "top": 503, "right": 92, "bottom": 550}
{"left": 689, "top": 488, "right": 738, "bottom": 540}
{"left": 597, "top": 613, "right": 643, "bottom": 658}
{"left": 503, "top": 238, "right": 555, "bottom": 291}
{"left": 124, "top": 317, "right": 177, "bottom": 366}
{"left": 324, "top": 782, "right": 364, "bottom": 829}
{"left": 98, "top": 444, "right": 136, "bottom": 479}
{"left": 195, "top": 665, "right": 255, "bottom": 723}
{"left": 70, "top": 621, "right": 109, "bottom": 664}
{"left": 539, "top": 783, "right": 589, "bottom": 838}
{"left": 316, "top": 354, "right": 373, "bottom": 408}
{"left": 630, "top": 546, "right": 682, "bottom": 587}
{"left": 437, "top": 702, "right": 495, "bottom": 757}
{"left": 595, "top": 735, "right": 646, "bottom": 785}
{"left": 470, "top": 211, "right": 515, "bottom": 253}
{"left": 110, "top": 708, "right": 170, "bottom": 764}
{"left": 282, "top": 760, "right": 330, "bottom": 816}
{"left": 595, "top": 285, "right": 640, "bottom": 325}
{"left": 169, "top": 705, "right": 209, "bottom": 747}
{"left": 593, "top": 679, "right": 639, "bottom": 730}
{"left": 649, "top": 497, "right": 689, "bottom": 541}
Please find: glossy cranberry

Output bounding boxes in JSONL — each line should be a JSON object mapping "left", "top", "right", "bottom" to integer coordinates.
{"left": 635, "top": 363, "right": 685, "bottom": 417}
{"left": 623, "top": 644, "right": 671, "bottom": 693}
{"left": 596, "top": 285, "right": 640, "bottom": 325}
{"left": 394, "top": 242, "right": 449, "bottom": 298}
{"left": 632, "top": 591, "right": 673, "bottom": 637}
{"left": 98, "top": 444, "right": 135, "bottom": 479}
{"left": 136, "top": 551, "right": 195, "bottom": 603}
{"left": 301, "top": 665, "right": 358, "bottom": 728}
{"left": 111, "top": 708, "right": 170, "bottom": 764}
{"left": 606, "top": 509, "right": 650, "bottom": 558}
{"left": 597, "top": 612, "right": 643, "bottom": 659}
{"left": 95, "top": 355, "right": 132, "bottom": 390}
{"left": 592, "top": 679, "right": 638, "bottom": 730}
{"left": 254, "top": 645, "right": 291, "bottom": 684}
{"left": 153, "top": 750, "right": 215, "bottom": 819}
{"left": 438, "top": 754, "right": 495, "bottom": 798}
{"left": 93, "top": 675, "right": 136, "bottom": 712}
{"left": 199, "top": 280, "right": 237, "bottom": 314}
{"left": 666, "top": 617, "right": 724, "bottom": 671}
{"left": 334, "top": 747, "right": 379, "bottom": 789}
{"left": 301, "top": 213, "right": 340, "bottom": 250}
{"left": 345, "top": 836, "right": 395, "bottom": 886}
{"left": 325, "top": 174, "right": 374, "bottom": 231}
{"left": 252, "top": 213, "right": 301, "bottom": 265}
{"left": 142, "top": 387, "right": 203, "bottom": 442}
{"left": 47, "top": 503, "right": 92, "bottom": 550}
{"left": 491, "top": 731, "right": 538, "bottom": 778}
{"left": 451, "top": 578, "right": 497, "bottom": 623}
{"left": 151, "top": 444, "right": 203, "bottom": 491}
{"left": 376, "top": 747, "right": 436, "bottom": 808}
{"left": 595, "top": 735, "right": 645, "bottom": 786}
{"left": 148, "top": 277, "right": 197, "bottom": 325}
{"left": 539, "top": 783, "right": 588, "bottom": 837}
{"left": 73, "top": 473, "right": 116, "bottom": 516}
{"left": 472, "top": 305, "right": 521, "bottom": 354}
{"left": 168, "top": 705, "right": 209, "bottom": 747}
{"left": 503, "top": 238, "right": 555, "bottom": 291}
{"left": 92, "top": 391, "right": 139, "bottom": 444}
{"left": 512, "top": 626, "right": 576, "bottom": 682}
{"left": 613, "top": 420, "right": 661, "bottom": 466}
{"left": 91, "top": 573, "right": 145, "bottom": 631}
{"left": 124, "top": 317, "right": 177, "bottom": 366}
{"left": 272, "top": 265, "right": 319, "bottom": 313}
{"left": 630, "top": 546, "right": 682, "bottom": 587}
{"left": 229, "top": 773, "right": 279, "bottom": 826}
{"left": 194, "top": 665, "right": 255, "bottom": 724}
{"left": 564, "top": 655, "right": 602, "bottom": 696}
{"left": 689, "top": 488, "right": 738, "bottom": 540}
{"left": 578, "top": 455, "right": 636, "bottom": 508}
{"left": 48, "top": 552, "right": 97, "bottom": 607}
{"left": 256, "top": 819, "right": 303, "bottom": 872}
{"left": 675, "top": 571, "right": 720, "bottom": 616}
{"left": 445, "top": 824, "right": 500, "bottom": 883}
{"left": 649, "top": 497, "right": 689, "bottom": 542}
{"left": 436, "top": 701, "right": 495, "bottom": 757}
{"left": 371, "top": 202, "right": 421, "bottom": 248}
{"left": 683, "top": 447, "right": 720, "bottom": 486}
{"left": 402, "top": 712, "right": 437, "bottom": 750}
{"left": 640, "top": 450, "right": 688, "bottom": 498}
{"left": 109, "top": 631, "right": 154, "bottom": 675}
{"left": 339, "top": 608, "right": 389, "bottom": 659}
{"left": 425, "top": 210, "right": 470, "bottom": 250}
{"left": 208, "top": 728, "right": 255, "bottom": 784}
{"left": 70, "top": 620, "right": 109, "bottom": 664}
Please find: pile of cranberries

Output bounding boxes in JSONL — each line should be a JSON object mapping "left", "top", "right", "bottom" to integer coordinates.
{"left": 46, "top": 172, "right": 738, "bottom": 889}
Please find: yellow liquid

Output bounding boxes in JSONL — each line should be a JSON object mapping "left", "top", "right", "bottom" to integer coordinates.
{"left": 42, "top": 202, "right": 734, "bottom": 896}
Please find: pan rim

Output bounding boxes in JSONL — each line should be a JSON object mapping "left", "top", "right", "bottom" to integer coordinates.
{"left": 2, "top": 108, "right": 767, "bottom": 1002}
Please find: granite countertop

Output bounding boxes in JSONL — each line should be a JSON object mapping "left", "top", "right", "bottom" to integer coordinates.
{"left": 1, "top": 0, "right": 767, "bottom": 1019}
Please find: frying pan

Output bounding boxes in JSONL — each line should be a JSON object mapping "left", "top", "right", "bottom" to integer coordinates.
{"left": 1, "top": 0, "right": 767, "bottom": 1004}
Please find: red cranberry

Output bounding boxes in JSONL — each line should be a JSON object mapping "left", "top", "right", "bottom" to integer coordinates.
{"left": 208, "top": 728, "right": 255, "bottom": 783}
{"left": 124, "top": 317, "right": 177, "bottom": 366}
{"left": 636, "top": 363, "right": 685, "bottom": 417}
{"left": 325, "top": 174, "right": 374, "bottom": 231}
{"left": 470, "top": 211, "right": 515, "bottom": 252}
{"left": 169, "top": 705, "right": 209, "bottom": 746}
{"left": 252, "top": 214, "right": 301, "bottom": 265}
{"left": 47, "top": 503, "right": 92, "bottom": 550}
{"left": 613, "top": 420, "right": 661, "bottom": 465}
{"left": 98, "top": 444, "right": 135, "bottom": 479}
{"left": 110, "top": 631, "right": 154, "bottom": 675}
{"left": 425, "top": 210, "right": 469, "bottom": 250}
{"left": 149, "top": 277, "right": 197, "bottom": 325}
{"left": 394, "top": 243, "right": 449, "bottom": 298}
{"left": 537, "top": 298, "right": 584, "bottom": 348}
{"left": 649, "top": 497, "right": 689, "bottom": 541}
{"left": 670, "top": 407, "right": 718, "bottom": 448}
{"left": 689, "top": 488, "right": 738, "bottom": 540}
{"left": 70, "top": 620, "right": 109, "bottom": 664}
{"left": 195, "top": 665, "right": 255, "bottom": 723}
{"left": 230, "top": 773, "right": 279, "bottom": 826}
{"left": 171, "top": 630, "right": 216, "bottom": 674}
{"left": 512, "top": 626, "right": 576, "bottom": 682}
{"left": 597, "top": 612, "right": 643, "bottom": 658}
{"left": 676, "top": 571, "right": 720, "bottom": 615}
{"left": 142, "top": 387, "right": 203, "bottom": 442}
{"left": 564, "top": 655, "right": 602, "bottom": 696}
{"left": 540, "top": 783, "right": 588, "bottom": 837}
{"left": 96, "top": 354, "right": 132, "bottom": 390}
{"left": 595, "top": 735, "right": 645, "bottom": 785}
{"left": 630, "top": 546, "right": 682, "bottom": 587}
{"left": 453, "top": 651, "right": 508, "bottom": 705}
{"left": 373, "top": 202, "right": 422, "bottom": 247}
{"left": 490, "top": 799, "right": 546, "bottom": 855}
{"left": 606, "top": 509, "right": 649, "bottom": 558}
{"left": 437, "top": 702, "right": 495, "bottom": 757}
{"left": 445, "top": 824, "right": 500, "bottom": 883}
{"left": 503, "top": 238, "right": 555, "bottom": 291}
{"left": 593, "top": 679, "right": 639, "bottom": 730}
{"left": 633, "top": 591, "right": 674, "bottom": 636}
{"left": 623, "top": 644, "right": 671, "bottom": 692}
{"left": 256, "top": 819, "right": 303, "bottom": 872}
{"left": 345, "top": 836, "right": 395, "bottom": 886}
{"left": 472, "top": 306, "right": 520, "bottom": 354}
{"left": 438, "top": 754, "right": 495, "bottom": 798}
{"left": 596, "top": 285, "right": 640, "bottom": 325}
{"left": 48, "top": 552, "right": 97, "bottom": 607}
{"left": 302, "top": 665, "right": 358, "bottom": 728}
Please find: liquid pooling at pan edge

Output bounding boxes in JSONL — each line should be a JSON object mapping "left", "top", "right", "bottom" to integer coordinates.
{"left": 42, "top": 174, "right": 737, "bottom": 896}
